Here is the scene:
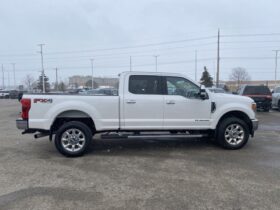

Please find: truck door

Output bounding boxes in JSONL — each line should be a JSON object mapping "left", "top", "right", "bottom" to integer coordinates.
{"left": 123, "top": 75, "right": 164, "bottom": 129}
{"left": 163, "top": 76, "right": 211, "bottom": 129}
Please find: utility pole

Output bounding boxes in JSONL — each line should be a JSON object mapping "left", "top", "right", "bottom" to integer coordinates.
{"left": 11, "top": 63, "right": 16, "bottom": 88}
{"left": 1, "top": 64, "right": 4, "bottom": 90}
{"left": 38, "top": 44, "right": 45, "bottom": 93}
{"left": 90, "top": 59, "right": 94, "bottom": 89}
{"left": 273, "top": 50, "right": 279, "bottom": 87}
{"left": 195, "top": 50, "right": 197, "bottom": 81}
{"left": 7, "top": 69, "right": 10, "bottom": 89}
{"left": 216, "top": 29, "right": 220, "bottom": 87}
{"left": 154, "top": 55, "right": 159, "bottom": 72}
{"left": 55, "top": 67, "right": 58, "bottom": 91}
{"left": 130, "top": 56, "right": 132, "bottom": 72}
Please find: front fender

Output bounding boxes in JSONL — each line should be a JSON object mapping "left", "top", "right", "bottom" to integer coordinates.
{"left": 210, "top": 102, "right": 255, "bottom": 129}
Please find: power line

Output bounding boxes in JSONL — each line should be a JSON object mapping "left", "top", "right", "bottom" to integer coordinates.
{"left": 221, "top": 33, "right": 280, "bottom": 38}
{"left": 45, "top": 35, "right": 217, "bottom": 55}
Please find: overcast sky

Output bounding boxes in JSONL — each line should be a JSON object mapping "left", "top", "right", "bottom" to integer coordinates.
{"left": 1, "top": 0, "right": 280, "bottom": 87}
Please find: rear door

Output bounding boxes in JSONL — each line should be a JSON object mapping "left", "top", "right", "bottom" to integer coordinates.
{"left": 163, "top": 76, "right": 211, "bottom": 129}
{"left": 123, "top": 75, "right": 164, "bottom": 129}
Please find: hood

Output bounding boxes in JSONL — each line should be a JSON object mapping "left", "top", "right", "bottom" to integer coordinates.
{"left": 209, "top": 92, "right": 254, "bottom": 103}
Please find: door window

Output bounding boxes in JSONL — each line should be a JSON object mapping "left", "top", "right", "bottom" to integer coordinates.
{"left": 165, "top": 77, "right": 200, "bottom": 99}
{"left": 129, "top": 75, "right": 163, "bottom": 94}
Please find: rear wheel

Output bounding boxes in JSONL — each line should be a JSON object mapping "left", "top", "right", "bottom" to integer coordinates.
{"left": 55, "top": 121, "right": 92, "bottom": 157}
{"left": 278, "top": 101, "right": 280, "bottom": 111}
{"left": 217, "top": 117, "right": 249, "bottom": 149}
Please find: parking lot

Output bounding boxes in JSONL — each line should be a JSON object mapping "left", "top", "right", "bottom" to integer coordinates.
{"left": 0, "top": 99, "right": 279, "bottom": 210}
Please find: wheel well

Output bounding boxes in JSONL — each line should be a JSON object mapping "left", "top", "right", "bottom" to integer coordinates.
{"left": 51, "top": 110, "right": 96, "bottom": 133}
{"left": 217, "top": 111, "right": 253, "bottom": 134}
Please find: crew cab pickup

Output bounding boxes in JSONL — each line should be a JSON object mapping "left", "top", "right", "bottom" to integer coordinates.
{"left": 16, "top": 72, "right": 258, "bottom": 157}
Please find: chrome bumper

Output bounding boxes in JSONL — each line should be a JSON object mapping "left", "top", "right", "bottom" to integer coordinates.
{"left": 251, "top": 119, "right": 259, "bottom": 131}
{"left": 16, "top": 119, "right": 28, "bottom": 130}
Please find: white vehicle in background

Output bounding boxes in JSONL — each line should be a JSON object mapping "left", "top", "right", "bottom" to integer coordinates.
{"left": 0, "top": 90, "right": 10, "bottom": 99}
{"left": 16, "top": 71, "right": 258, "bottom": 157}
{"left": 272, "top": 86, "right": 280, "bottom": 111}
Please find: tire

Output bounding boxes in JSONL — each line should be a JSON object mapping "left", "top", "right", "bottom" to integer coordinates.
{"left": 54, "top": 121, "right": 92, "bottom": 157}
{"left": 216, "top": 117, "right": 249, "bottom": 150}
{"left": 278, "top": 101, "right": 280, "bottom": 112}
{"left": 263, "top": 107, "right": 270, "bottom": 112}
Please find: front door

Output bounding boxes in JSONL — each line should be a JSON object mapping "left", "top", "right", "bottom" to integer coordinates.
{"left": 123, "top": 75, "right": 164, "bottom": 130}
{"left": 163, "top": 76, "right": 211, "bottom": 129}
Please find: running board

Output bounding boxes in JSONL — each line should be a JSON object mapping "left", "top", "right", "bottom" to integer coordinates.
{"left": 101, "top": 133, "right": 208, "bottom": 139}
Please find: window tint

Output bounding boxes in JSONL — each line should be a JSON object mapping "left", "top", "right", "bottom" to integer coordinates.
{"left": 166, "top": 77, "right": 200, "bottom": 98}
{"left": 243, "top": 86, "right": 271, "bottom": 95}
{"left": 276, "top": 87, "right": 280, "bottom": 93}
{"left": 129, "top": 75, "right": 162, "bottom": 95}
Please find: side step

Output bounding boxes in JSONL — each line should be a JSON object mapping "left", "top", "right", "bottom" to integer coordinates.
{"left": 100, "top": 132, "right": 208, "bottom": 139}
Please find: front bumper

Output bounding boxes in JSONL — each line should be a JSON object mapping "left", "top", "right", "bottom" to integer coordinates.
{"left": 252, "top": 119, "right": 259, "bottom": 131}
{"left": 16, "top": 119, "right": 28, "bottom": 130}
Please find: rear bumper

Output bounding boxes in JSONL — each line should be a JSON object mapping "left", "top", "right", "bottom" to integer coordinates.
{"left": 16, "top": 119, "right": 28, "bottom": 130}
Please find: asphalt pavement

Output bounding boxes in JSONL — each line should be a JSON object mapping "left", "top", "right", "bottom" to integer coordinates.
{"left": 0, "top": 99, "right": 279, "bottom": 210}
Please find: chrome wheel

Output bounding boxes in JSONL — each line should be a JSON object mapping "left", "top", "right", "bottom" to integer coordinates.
{"left": 224, "top": 123, "right": 244, "bottom": 145}
{"left": 61, "top": 128, "right": 86, "bottom": 152}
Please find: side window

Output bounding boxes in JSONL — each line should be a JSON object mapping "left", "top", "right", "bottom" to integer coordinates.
{"left": 166, "top": 77, "right": 200, "bottom": 98}
{"left": 276, "top": 87, "right": 280, "bottom": 93}
{"left": 129, "top": 75, "right": 162, "bottom": 95}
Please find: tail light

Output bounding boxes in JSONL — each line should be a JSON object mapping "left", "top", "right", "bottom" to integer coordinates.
{"left": 266, "top": 95, "right": 272, "bottom": 99}
{"left": 21, "top": 98, "right": 31, "bottom": 120}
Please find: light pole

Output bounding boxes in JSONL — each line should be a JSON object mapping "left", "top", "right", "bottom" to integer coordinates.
{"left": 11, "top": 63, "right": 16, "bottom": 88}
{"left": 195, "top": 50, "right": 197, "bottom": 81}
{"left": 90, "top": 59, "right": 94, "bottom": 89}
{"left": 273, "top": 50, "right": 280, "bottom": 87}
{"left": 54, "top": 67, "right": 58, "bottom": 91}
{"left": 154, "top": 55, "right": 159, "bottom": 72}
{"left": 1, "top": 64, "right": 4, "bottom": 90}
{"left": 130, "top": 56, "right": 132, "bottom": 72}
{"left": 38, "top": 44, "right": 45, "bottom": 93}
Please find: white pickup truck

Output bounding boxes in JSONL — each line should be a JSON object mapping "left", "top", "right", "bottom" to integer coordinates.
{"left": 16, "top": 72, "right": 258, "bottom": 157}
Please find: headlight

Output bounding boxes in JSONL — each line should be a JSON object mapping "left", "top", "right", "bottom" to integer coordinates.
{"left": 251, "top": 103, "right": 257, "bottom": 112}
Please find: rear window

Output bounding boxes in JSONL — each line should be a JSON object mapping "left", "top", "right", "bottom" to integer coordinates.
{"left": 129, "top": 75, "right": 162, "bottom": 95}
{"left": 243, "top": 86, "right": 271, "bottom": 95}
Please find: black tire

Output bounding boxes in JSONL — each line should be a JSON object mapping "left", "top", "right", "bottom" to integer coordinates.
{"left": 278, "top": 101, "right": 280, "bottom": 112}
{"left": 263, "top": 107, "right": 270, "bottom": 112}
{"left": 216, "top": 117, "right": 249, "bottom": 150}
{"left": 55, "top": 121, "right": 92, "bottom": 157}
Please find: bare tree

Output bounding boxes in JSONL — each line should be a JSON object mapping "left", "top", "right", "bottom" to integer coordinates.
{"left": 229, "top": 67, "right": 251, "bottom": 87}
{"left": 23, "top": 74, "right": 34, "bottom": 91}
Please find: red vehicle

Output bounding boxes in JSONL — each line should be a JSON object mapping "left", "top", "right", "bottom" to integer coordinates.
{"left": 238, "top": 85, "right": 272, "bottom": 112}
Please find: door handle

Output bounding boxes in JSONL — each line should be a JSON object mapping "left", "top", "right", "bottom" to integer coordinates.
{"left": 166, "top": 100, "right": 175, "bottom": 105}
{"left": 126, "top": 100, "right": 136, "bottom": 104}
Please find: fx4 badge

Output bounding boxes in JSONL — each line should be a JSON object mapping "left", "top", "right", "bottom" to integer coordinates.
{"left": 34, "top": 98, "right": 53, "bottom": 103}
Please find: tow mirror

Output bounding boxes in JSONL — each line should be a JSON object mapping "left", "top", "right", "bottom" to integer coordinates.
{"left": 200, "top": 88, "right": 207, "bottom": 100}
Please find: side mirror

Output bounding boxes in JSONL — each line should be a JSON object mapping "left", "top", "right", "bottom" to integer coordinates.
{"left": 271, "top": 90, "right": 274, "bottom": 94}
{"left": 200, "top": 89, "right": 208, "bottom": 100}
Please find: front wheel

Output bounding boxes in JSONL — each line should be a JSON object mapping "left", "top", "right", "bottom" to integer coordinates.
{"left": 216, "top": 117, "right": 249, "bottom": 150}
{"left": 55, "top": 121, "right": 92, "bottom": 157}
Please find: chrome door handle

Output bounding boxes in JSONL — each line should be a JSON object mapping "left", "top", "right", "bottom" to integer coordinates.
{"left": 126, "top": 100, "right": 136, "bottom": 104}
{"left": 166, "top": 100, "right": 175, "bottom": 105}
